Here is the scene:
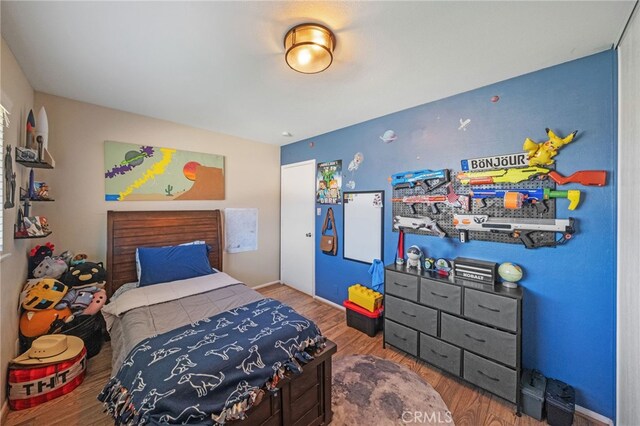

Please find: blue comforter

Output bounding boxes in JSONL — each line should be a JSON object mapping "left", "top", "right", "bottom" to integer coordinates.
{"left": 98, "top": 298, "right": 325, "bottom": 425}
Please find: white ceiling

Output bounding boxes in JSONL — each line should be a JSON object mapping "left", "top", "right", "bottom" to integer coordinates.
{"left": 1, "top": 1, "right": 635, "bottom": 146}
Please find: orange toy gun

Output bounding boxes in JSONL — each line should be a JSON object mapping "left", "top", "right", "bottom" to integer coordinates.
{"left": 457, "top": 167, "right": 607, "bottom": 187}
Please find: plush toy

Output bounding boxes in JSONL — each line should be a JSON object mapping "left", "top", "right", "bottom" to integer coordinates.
{"left": 29, "top": 242, "right": 55, "bottom": 266}
{"left": 19, "top": 308, "right": 73, "bottom": 338}
{"left": 61, "top": 262, "right": 106, "bottom": 288}
{"left": 70, "top": 253, "right": 88, "bottom": 266}
{"left": 524, "top": 128, "right": 578, "bottom": 166}
{"left": 22, "top": 278, "right": 69, "bottom": 311}
{"left": 406, "top": 245, "right": 423, "bottom": 271}
{"left": 56, "top": 250, "right": 74, "bottom": 266}
{"left": 82, "top": 289, "right": 107, "bottom": 315}
{"left": 33, "top": 256, "right": 68, "bottom": 279}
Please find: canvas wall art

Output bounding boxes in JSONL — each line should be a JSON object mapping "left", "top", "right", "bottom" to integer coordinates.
{"left": 104, "top": 141, "right": 225, "bottom": 201}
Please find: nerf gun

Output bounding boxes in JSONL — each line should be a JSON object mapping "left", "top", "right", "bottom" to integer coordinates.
{"left": 453, "top": 214, "right": 575, "bottom": 249}
{"left": 470, "top": 188, "right": 581, "bottom": 212}
{"left": 393, "top": 215, "right": 446, "bottom": 238}
{"left": 392, "top": 168, "right": 450, "bottom": 192}
{"left": 392, "top": 183, "right": 470, "bottom": 214}
{"left": 457, "top": 166, "right": 607, "bottom": 187}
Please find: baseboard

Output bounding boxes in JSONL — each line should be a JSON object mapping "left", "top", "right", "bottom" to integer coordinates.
{"left": 1, "top": 399, "right": 8, "bottom": 424}
{"left": 252, "top": 280, "right": 282, "bottom": 289}
{"left": 313, "top": 295, "right": 346, "bottom": 311}
{"left": 575, "top": 404, "right": 613, "bottom": 426}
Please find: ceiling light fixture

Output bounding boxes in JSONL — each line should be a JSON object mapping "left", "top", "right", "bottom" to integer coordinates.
{"left": 284, "top": 23, "right": 336, "bottom": 74}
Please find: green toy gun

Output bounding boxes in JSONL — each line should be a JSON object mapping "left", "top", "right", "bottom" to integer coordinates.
{"left": 453, "top": 214, "right": 575, "bottom": 249}
{"left": 470, "top": 188, "right": 581, "bottom": 213}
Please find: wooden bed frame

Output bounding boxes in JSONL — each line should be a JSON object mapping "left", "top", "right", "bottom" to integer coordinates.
{"left": 106, "top": 210, "right": 336, "bottom": 426}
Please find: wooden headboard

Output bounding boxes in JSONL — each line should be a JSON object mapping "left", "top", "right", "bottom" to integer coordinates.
{"left": 106, "top": 210, "right": 223, "bottom": 297}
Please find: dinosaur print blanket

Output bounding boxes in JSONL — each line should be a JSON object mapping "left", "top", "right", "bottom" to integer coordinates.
{"left": 98, "top": 298, "right": 325, "bottom": 425}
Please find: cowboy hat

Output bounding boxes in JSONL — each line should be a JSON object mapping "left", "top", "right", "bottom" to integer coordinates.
{"left": 12, "top": 335, "right": 84, "bottom": 365}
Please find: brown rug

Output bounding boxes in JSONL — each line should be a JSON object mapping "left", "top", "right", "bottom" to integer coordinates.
{"left": 331, "top": 355, "right": 454, "bottom": 425}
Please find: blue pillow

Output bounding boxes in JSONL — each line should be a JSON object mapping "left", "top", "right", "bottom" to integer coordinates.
{"left": 137, "top": 244, "right": 213, "bottom": 287}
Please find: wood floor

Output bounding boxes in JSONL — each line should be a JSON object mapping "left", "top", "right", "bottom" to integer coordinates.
{"left": 5, "top": 284, "right": 605, "bottom": 426}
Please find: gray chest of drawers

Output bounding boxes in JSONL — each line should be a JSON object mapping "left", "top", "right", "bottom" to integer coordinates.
{"left": 383, "top": 264, "right": 522, "bottom": 410}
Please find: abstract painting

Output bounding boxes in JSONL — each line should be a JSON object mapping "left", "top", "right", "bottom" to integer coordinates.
{"left": 104, "top": 141, "right": 224, "bottom": 201}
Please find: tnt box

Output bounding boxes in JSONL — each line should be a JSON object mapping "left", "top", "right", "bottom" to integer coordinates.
{"left": 8, "top": 347, "right": 87, "bottom": 410}
{"left": 344, "top": 300, "right": 383, "bottom": 337}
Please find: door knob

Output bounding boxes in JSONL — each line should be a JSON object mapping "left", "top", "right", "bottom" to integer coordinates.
{"left": 305, "top": 233, "right": 312, "bottom": 237}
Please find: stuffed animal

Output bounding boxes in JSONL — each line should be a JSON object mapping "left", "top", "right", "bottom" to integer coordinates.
{"left": 70, "top": 253, "right": 88, "bottom": 266}
{"left": 82, "top": 289, "right": 107, "bottom": 315}
{"left": 523, "top": 128, "right": 578, "bottom": 166}
{"left": 61, "top": 262, "right": 106, "bottom": 288}
{"left": 33, "top": 256, "right": 68, "bottom": 279}
{"left": 20, "top": 308, "right": 73, "bottom": 338}
{"left": 22, "top": 278, "right": 69, "bottom": 311}
{"left": 406, "top": 245, "right": 423, "bottom": 271}
{"left": 56, "top": 250, "right": 74, "bottom": 266}
{"left": 29, "top": 242, "right": 54, "bottom": 267}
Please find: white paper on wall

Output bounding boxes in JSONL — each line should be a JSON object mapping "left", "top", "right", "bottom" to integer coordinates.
{"left": 225, "top": 208, "right": 258, "bottom": 253}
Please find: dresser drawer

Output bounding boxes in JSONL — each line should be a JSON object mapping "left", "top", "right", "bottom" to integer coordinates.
{"left": 386, "top": 271, "right": 419, "bottom": 301}
{"left": 419, "top": 333, "right": 461, "bottom": 376}
{"left": 463, "top": 351, "right": 517, "bottom": 403}
{"left": 420, "top": 279, "right": 461, "bottom": 314}
{"left": 385, "top": 295, "right": 437, "bottom": 336}
{"left": 385, "top": 320, "right": 418, "bottom": 356}
{"left": 440, "top": 313, "right": 517, "bottom": 367}
{"left": 464, "top": 289, "right": 518, "bottom": 332}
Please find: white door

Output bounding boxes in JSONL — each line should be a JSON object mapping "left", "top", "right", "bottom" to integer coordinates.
{"left": 281, "top": 160, "right": 316, "bottom": 296}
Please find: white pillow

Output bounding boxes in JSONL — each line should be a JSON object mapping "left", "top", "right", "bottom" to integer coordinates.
{"left": 135, "top": 240, "right": 207, "bottom": 283}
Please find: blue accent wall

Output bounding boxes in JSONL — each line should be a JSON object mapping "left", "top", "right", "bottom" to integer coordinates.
{"left": 281, "top": 50, "right": 617, "bottom": 419}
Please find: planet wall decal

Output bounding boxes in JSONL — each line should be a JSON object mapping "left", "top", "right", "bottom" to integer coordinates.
{"left": 183, "top": 161, "right": 201, "bottom": 181}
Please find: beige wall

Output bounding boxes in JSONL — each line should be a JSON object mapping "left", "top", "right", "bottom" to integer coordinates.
{"left": 1, "top": 38, "right": 35, "bottom": 408}
{"left": 33, "top": 92, "right": 281, "bottom": 289}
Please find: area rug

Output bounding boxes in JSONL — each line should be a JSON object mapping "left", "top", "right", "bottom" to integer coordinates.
{"left": 331, "top": 355, "right": 454, "bottom": 425}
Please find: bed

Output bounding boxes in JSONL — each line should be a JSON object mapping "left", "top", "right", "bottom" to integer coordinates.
{"left": 101, "top": 210, "right": 336, "bottom": 425}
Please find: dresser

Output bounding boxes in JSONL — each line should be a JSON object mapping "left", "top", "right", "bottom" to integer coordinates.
{"left": 383, "top": 264, "right": 522, "bottom": 412}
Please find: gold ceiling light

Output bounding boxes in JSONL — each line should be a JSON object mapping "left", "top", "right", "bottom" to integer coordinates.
{"left": 284, "top": 23, "right": 336, "bottom": 74}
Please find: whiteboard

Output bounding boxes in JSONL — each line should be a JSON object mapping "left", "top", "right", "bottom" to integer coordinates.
{"left": 225, "top": 208, "right": 258, "bottom": 253}
{"left": 343, "top": 191, "right": 384, "bottom": 264}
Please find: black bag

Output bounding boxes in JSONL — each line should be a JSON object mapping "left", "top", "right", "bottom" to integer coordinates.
{"left": 60, "top": 314, "right": 106, "bottom": 359}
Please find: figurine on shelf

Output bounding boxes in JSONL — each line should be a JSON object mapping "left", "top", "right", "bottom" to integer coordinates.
{"left": 406, "top": 245, "right": 423, "bottom": 271}
{"left": 4, "top": 145, "right": 14, "bottom": 208}
{"left": 35, "top": 182, "right": 50, "bottom": 200}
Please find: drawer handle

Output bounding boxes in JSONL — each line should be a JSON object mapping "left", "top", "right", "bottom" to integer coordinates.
{"left": 392, "top": 333, "right": 407, "bottom": 341}
{"left": 394, "top": 282, "right": 409, "bottom": 288}
{"left": 478, "top": 304, "right": 500, "bottom": 313}
{"left": 430, "top": 349, "right": 448, "bottom": 359}
{"left": 430, "top": 291, "right": 449, "bottom": 299}
{"left": 401, "top": 310, "right": 417, "bottom": 318}
{"left": 464, "top": 333, "right": 486, "bottom": 343}
{"left": 477, "top": 370, "right": 500, "bottom": 382}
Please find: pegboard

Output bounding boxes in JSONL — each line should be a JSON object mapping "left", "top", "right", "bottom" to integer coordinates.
{"left": 391, "top": 167, "right": 565, "bottom": 247}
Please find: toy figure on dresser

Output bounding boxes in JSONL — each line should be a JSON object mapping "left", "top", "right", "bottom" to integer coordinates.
{"left": 406, "top": 246, "right": 423, "bottom": 271}
{"left": 435, "top": 258, "right": 452, "bottom": 277}
{"left": 498, "top": 262, "right": 524, "bottom": 289}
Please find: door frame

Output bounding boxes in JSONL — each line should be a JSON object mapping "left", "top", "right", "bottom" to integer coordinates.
{"left": 280, "top": 159, "right": 316, "bottom": 297}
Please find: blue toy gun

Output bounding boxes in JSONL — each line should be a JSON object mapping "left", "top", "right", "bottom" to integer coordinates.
{"left": 391, "top": 169, "right": 450, "bottom": 193}
{"left": 470, "top": 187, "right": 580, "bottom": 213}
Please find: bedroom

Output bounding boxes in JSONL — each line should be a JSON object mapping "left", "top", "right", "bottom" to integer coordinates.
{"left": 0, "top": 1, "right": 638, "bottom": 425}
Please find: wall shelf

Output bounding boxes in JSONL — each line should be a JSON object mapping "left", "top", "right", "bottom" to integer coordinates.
{"left": 14, "top": 231, "right": 53, "bottom": 240}
{"left": 15, "top": 159, "right": 54, "bottom": 169}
